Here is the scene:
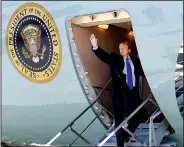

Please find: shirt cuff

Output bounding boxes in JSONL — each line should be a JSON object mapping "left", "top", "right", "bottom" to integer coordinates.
{"left": 92, "top": 46, "right": 98, "bottom": 50}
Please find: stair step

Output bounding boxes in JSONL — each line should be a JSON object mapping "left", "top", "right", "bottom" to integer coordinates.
{"left": 135, "top": 128, "right": 151, "bottom": 136}
{"left": 106, "top": 126, "right": 158, "bottom": 137}
{"left": 137, "top": 123, "right": 160, "bottom": 129}
{"left": 94, "top": 119, "right": 172, "bottom": 147}
{"left": 97, "top": 138, "right": 176, "bottom": 147}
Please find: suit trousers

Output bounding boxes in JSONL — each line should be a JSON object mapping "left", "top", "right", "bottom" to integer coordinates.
{"left": 112, "top": 87, "right": 147, "bottom": 147}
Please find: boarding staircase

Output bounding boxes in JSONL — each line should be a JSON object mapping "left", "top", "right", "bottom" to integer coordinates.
{"left": 31, "top": 78, "right": 177, "bottom": 147}
{"left": 93, "top": 110, "right": 176, "bottom": 146}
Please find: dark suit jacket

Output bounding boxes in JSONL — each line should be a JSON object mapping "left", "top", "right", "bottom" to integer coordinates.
{"left": 92, "top": 46, "right": 146, "bottom": 119}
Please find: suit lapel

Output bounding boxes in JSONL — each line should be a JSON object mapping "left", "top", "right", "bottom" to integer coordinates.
{"left": 115, "top": 55, "right": 124, "bottom": 72}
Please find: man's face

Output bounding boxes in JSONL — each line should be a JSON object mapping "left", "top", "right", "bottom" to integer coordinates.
{"left": 119, "top": 43, "right": 130, "bottom": 57}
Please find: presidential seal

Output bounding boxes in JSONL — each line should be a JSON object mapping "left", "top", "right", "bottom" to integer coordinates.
{"left": 6, "top": 3, "right": 62, "bottom": 83}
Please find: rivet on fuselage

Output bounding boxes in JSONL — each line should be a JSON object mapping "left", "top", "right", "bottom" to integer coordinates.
{"left": 89, "top": 97, "right": 93, "bottom": 100}
{"left": 74, "top": 52, "right": 77, "bottom": 56}
{"left": 86, "top": 90, "right": 89, "bottom": 95}
{"left": 68, "top": 27, "right": 72, "bottom": 31}
{"left": 94, "top": 105, "right": 99, "bottom": 110}
{"left": 100, "top": 114, "right": 105, "bottom": 119}
{"left": 106, "top": 123, "right": 111, "bottom": 127}
{"left": 71, "top": 37, "right": 75, "bottom": 42}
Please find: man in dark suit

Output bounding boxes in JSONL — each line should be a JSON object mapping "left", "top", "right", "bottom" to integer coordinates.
{"left": 89, "top": 34, "right": 148, "bottom": 146}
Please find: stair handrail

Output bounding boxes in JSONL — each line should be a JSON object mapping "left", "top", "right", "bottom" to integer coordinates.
{"left": 46, "top": 78, "right": 112, "bottom": 146}
{"left": 97, "top": 93, "right": 153, "bottom": 147}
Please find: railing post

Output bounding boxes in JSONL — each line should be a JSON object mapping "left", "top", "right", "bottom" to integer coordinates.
{"left": 98, "top": 96, "right": 151, "bottom": 146}
{"left": 46, "top": 79, "right": 112, "bottom": 146}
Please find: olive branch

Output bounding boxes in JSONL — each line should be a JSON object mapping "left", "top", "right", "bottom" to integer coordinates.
{"left": 39, "top": 45, "right": 46, "bottom": 59}
{"left": 22, "top": 47, "right": 31, "bottom": 58}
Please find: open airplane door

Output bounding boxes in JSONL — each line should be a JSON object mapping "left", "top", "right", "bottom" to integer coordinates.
{"left": 33, "top": 8, "right": 182, "bottom": 146}
{"left": 65, "top": 9, "right": 183, "bottom": 145}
